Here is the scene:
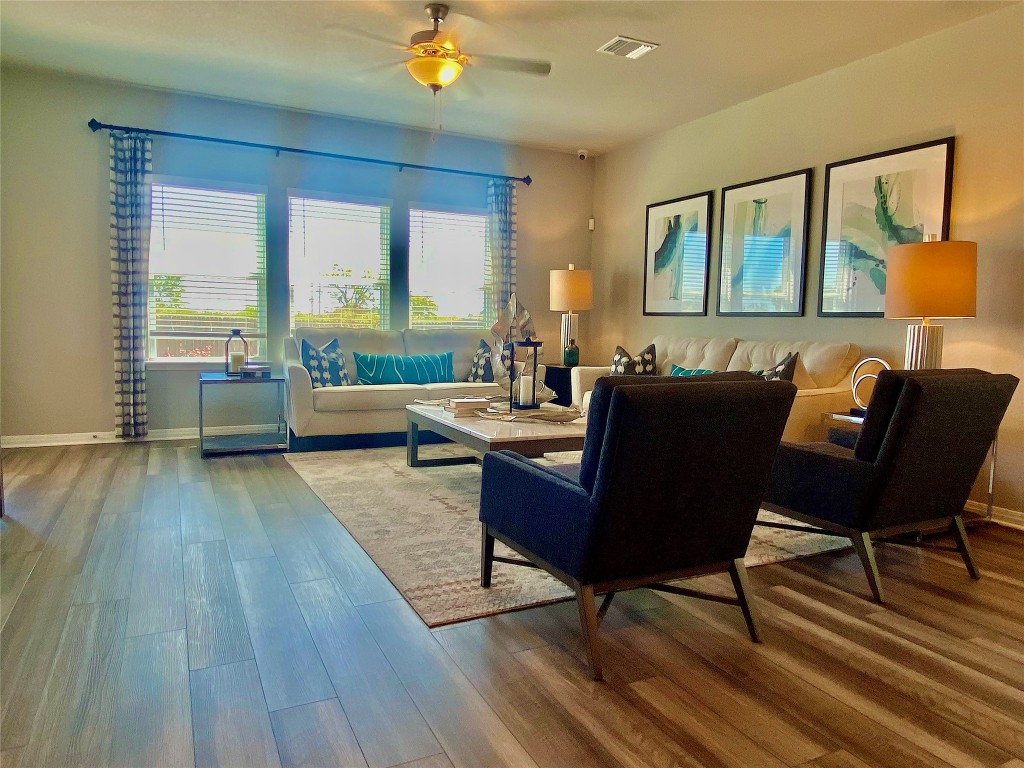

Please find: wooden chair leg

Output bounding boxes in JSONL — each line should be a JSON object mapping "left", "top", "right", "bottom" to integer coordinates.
{"left": 728, "top": 559, "right": 762, "bottom": 643}
{"left": 597, "top": 591, "right": 616, "bottom": 625}
{"left": 852, "top": 532, "right": 885, "bottom": 603}
{"left": 574, "top": 583, "right": 603, "bottom": 681}
{"left": 480, "top": 524, "right": 495, "bottom": 588}
{"left": 951, "top": 515, "right": 981, "bottom": 580}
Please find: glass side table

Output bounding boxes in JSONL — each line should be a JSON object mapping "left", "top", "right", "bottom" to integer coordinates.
{"left": 823, "top": 411, "right": 998, "bottom": 522}
{"left": 198, "top": 372, "right": 288, "bottom": 458}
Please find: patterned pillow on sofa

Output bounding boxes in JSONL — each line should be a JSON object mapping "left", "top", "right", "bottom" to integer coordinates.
{"left": 611, "top": 344, "right": 657, "bottom": 375}
{"left": 300, "top": 338, "right": 350, "bottom": 388}
{"left": 752, "top": 352, "right": 799, "bottom": 382}
{"left": 468, "top": 339, "right": 495, "bottom": 383}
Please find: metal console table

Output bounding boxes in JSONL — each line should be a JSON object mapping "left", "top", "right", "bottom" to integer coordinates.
{"left": 198, "top": 371, "right": 288, "bottom": 458}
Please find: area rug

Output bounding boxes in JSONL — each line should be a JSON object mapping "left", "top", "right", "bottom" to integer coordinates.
{"left": 285, "top": 446, "right": 849, "bottom": 627}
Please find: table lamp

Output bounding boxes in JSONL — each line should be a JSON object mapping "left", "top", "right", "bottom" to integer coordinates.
{"left": 885, "top": 239, "right": 977, "bottom": 369}
{"left": 549, "top": 263, "right": 593, "bottom": 365}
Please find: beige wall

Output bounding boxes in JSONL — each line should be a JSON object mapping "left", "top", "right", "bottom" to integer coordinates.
{"left": 0, "top": 67, "right": 593, "bottom": 434}
{"left": 590, "top": 6, "right": 1024, "bottom": 511}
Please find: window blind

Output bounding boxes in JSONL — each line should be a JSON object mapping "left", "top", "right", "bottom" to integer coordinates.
{"left": 409, "top": 208, "right": 493, "bottom": 330}
{"left": 288, "top": 196, "right": 391, "bottom": 330}
{"left": 148, "top": 184, "right": 267, "bottom": 359}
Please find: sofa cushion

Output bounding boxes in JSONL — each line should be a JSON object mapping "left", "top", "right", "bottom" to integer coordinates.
{"left": 354, "top": 351, "right": 455, "bottom": 385}
{"left": 402, "top": 328, "right": 493, "bottom": 381}
{"left": 611, "top": 344, "right": 657, "bottom": 375}
{"left": 652, "top": 336, "right": 739, "bottom": 375}
{"left": 726, "top": 340, "right": 860, "bottom": 389}
{"left": 294, "top": 327, "right": 405, "bottom": 385}
{"left": 300, "top": 338, "right": 350, "bottom": 388}
{"left": 312, "top": 383, "right": 427, "bottom": 413}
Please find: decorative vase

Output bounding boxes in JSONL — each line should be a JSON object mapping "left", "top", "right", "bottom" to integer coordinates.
{"left": 563, "top": 338, "right": 580, "bottom": 367}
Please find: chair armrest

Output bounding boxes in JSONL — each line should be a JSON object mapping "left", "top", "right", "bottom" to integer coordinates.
{"left": 764, "top": 442, "right": 879, "bottom": 530}
{"left": 480, "top": 450, "right": 594, "bottom": 579}
{"left": 286, "top": 362, "right": 314, "bottom": 436}
{"left": 571, "top": 366, "right": 608, "bottom": 406}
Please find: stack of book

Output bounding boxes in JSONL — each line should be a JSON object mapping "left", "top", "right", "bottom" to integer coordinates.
{"left": 444, "top": 397, "right": 490, "bottom": 417}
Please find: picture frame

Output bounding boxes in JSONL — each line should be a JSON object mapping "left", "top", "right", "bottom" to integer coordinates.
{"left": 716, "top": 168, "right": 812, "bottom": 317}
{"left": 643, "top": 191, "right": 713, "bottom": 316}
{"left": 818, "top": 137, "right": 955, "bottom": 317}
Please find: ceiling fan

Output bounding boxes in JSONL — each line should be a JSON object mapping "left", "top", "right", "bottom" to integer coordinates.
{"left": 350, "top": 3, "right": 552, "bottom": 94}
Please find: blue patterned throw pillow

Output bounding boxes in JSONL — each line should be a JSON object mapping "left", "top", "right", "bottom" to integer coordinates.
{"left": 301, "top": 338, "right": 350, "bottom": 388}
{"left": 354, "top": 351, "right": 455, "bottom": 385}
{"left": 669, "top": 365, "right": 718, "bottom": 377}
{"left": 468, "top": 339, "right": 495, "bottom": 383}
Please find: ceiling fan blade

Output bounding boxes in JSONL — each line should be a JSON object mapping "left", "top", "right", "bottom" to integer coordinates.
{"left": 349, "top": 60, "right": 408, "bottom": 84}
{"left": 465, "top": 53, "right": 551, "bottom": 76}
{"left": 322, "top": 23, "right": 408, "bottom": 52}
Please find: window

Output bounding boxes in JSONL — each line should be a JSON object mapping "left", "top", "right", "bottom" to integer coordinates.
{"left": 409, "top": 207, "right": 493, "bottom": 329}
{"left": 289, "top": 195, "right": 391, "bottom": 330}
{"left": 148, "top": 183, "right": 267, "bottom": 360}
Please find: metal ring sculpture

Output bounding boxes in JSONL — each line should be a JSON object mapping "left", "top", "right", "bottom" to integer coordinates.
{"left": 850, "top": 357, "right": 892, "bottom": 410}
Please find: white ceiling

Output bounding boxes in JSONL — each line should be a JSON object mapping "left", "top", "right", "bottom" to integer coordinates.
{"left": 0, "top": 1, "right": 1009, "bottom": 154}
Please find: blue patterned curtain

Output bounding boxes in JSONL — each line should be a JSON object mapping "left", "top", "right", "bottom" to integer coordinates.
{"left": 109, "top": 132, "right": 152, "bottom": 438}
{"left": 487, "top": 179, "right": 518, "bottom": 321}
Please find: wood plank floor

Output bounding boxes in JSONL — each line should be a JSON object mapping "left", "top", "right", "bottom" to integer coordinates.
{"left": 2, "top": 442, "right": 1022, "bottom": 768}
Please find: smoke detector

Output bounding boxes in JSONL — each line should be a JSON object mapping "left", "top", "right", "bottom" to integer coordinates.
{"left": 597, "top": 35, "right": 659, "bottom": 60}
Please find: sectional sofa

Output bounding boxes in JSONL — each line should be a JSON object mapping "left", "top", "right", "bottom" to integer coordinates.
{"left": 571, "top": 335, "right": 861, "bottom": 443}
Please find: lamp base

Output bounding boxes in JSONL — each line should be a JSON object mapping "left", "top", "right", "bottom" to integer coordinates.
{"left": 904, "top": 323, "right": 943, "bottom": 370}
{"left": 560, "top": 312, "right": 578, "bottom": 358}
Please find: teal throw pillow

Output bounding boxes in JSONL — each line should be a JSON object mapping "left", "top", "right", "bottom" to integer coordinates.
{"left": 670, "top": 365, "right": 717, "bottom": 377}
{"left": 354, "top": 351, "right": 455, "bottom": 385}
{"left": 468, "top": 340, "right": 495, "bottom": 383}
{"left": 300, "top": 338, "right": 350, "bottom": 388}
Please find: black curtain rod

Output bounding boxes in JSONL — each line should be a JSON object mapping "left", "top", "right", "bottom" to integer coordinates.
{"left": 87, "top": 118, "right": 531, "bottom": 186}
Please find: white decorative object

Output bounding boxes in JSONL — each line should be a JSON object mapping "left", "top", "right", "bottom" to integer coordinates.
{"left": 850, "top": 357, "right": 892, "bottom": 411}
{"left": 518, "top": 376, "right": 535, "bottom": 406}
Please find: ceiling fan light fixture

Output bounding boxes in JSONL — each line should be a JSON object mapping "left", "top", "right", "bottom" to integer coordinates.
{"left": 406, "top": 54, "right": 464, "bottom": 92}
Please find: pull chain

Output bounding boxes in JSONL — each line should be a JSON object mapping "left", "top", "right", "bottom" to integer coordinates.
{"left": 431, "top": 89, "right": 444, "bottom": 141}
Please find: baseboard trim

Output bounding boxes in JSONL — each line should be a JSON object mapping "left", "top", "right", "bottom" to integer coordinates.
{"left": 965, "top": 500, "right": 1024, "bottom": 531}
{"left": 1, "top": 424, "right": 279, "bottom": 448}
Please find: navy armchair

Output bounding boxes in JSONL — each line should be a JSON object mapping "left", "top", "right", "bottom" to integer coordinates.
{"left": 763, "top": 368, "right": 1018, "bottom": 602}
{"left": 479, "top": 374, "right": 796, "bottom": 680}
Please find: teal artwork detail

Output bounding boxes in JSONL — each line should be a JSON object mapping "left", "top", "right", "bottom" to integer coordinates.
{"left": 301, "top": 338, "right": 350, "bottom": 388}
{"left": 354, "top": 351, "right": 454, "bottom": 385}
{"left": 669, "top": 365, "right": 717, "bottom": 377}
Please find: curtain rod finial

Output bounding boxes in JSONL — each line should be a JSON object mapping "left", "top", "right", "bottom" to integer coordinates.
{"left": 523, "top": 175, "right": 532, "bottom": 186}
{"left": 88, "top": 118, "right": 102, "bottom": 132}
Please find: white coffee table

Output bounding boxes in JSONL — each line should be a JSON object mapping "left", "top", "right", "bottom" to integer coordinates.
{"left": 405, "top": 403, "right": 587, "bottom": 467}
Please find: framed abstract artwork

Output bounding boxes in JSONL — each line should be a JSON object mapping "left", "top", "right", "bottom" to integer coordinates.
{"left": 716, "top": 168, "right": 812, "bottom": 316}
{"left": 643, "top": 191, "right": 713, "bottom": 316}
{"left": 818, "top": 137, "right": 955, "bottom": 317}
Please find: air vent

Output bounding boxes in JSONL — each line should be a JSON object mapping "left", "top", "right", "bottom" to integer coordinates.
{"left": 597, "top": 35, "right": 659, "bottom": 60}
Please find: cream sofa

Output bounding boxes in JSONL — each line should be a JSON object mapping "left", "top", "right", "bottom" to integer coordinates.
{"left": 285, "top": 327, "right": 544, "bottom": 439}
{"left": 571, "top": 335, "right": 861, "bottom": 443}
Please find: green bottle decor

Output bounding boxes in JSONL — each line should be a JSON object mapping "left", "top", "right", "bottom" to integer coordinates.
{"left": 563, "top": 338, "right": 580, "bottom": 367}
